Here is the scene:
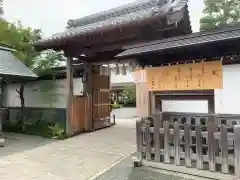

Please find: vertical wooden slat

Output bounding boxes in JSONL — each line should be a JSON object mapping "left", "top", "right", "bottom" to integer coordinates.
{"left": 136, "top": 120, "right": 141, "bottom": 152}
{"left": 150, "top": 92, "right": 156, "bottom": 115}
{"left": 174, "top": 121, "right": 180, "bottom": 165}
{"left": 145, "top": 125, "right": 151, "bottom": 161}
{"left": 234, "top": 125, "right": 240, "bottom": 177}
{"left": 208, "top": 115, "right": 216, "bottom": 171}
{"left": 154, "top": 113, "right": 161, "bottom": 162}
{"left": 164, "top": 121, "right": 170, "bottom": 163}
{"left": 220, "top": 125, "right": 229, "bottom": 174}
{"left": 196, "top": 125, "right": 203, "bottom": 169}
{"left": 136, "top": 119, "right": 143, "bottom": 161}
{"left": 184, "top": 123, "right": 191, "bottom": 167}
{"left": 84, "top": 62, "right": 93, "bottom": 132}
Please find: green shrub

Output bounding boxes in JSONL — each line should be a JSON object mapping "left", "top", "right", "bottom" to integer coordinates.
{"left": 111, "top": 104, "right": 121, "bottom": 109}
{"left": 48, "top": 123, "right": 65, "bottom": 137}
{"left": 3, "top": 120, "right": 65, "bottom": 139}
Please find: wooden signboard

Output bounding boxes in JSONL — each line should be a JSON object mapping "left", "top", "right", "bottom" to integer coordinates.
{"left": 146, "top": 61, "right": 223, "bottom": 91}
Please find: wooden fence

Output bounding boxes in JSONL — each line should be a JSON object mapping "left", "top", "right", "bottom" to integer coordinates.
{"left": 136, "top": 112, "right": 240, "bottom": 176}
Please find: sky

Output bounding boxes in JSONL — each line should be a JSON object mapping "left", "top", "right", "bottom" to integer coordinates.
{"left": 3, "top": 0, "right": 204, "bottom": 38}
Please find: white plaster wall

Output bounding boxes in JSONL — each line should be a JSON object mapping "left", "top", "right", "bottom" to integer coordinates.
{"left": 3, "top": 78, "right": 83, "bottom": 108}
{"left": 110, "top": 67, "right": 134, "bottom": 84}
{"left": 162, "top": 100, "right": 208, "bottom": 113}
{"left": 214, "top": 64, "right": 240, "bottom": 114}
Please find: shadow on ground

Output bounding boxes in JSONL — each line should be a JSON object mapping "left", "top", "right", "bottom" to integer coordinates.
{"left": 0, "top": 133, "right": 55, "bottom": 157}
{"left": 93, "top": 153, "right": 195, "bottom": 180}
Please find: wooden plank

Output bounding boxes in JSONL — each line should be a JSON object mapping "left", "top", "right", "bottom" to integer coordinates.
{"left": 141, "top": 147, "right": 235, "bottom": 166}
{"left": 196, "top": 125, "right": 203, "bottom": 169}
{"left": 154, "top": 114, "right": 161, "bottom": 162}
{"left": 66, "top": 56, "right": 74, "bottom": 135}
{"left": 184, "top": 123, "right": 191, "bottom": 167}
{"left": 146, "top": 61, "right": 223, "bottom": 91}
{"left": 234, "top": 125, "right": 240, "bottom": 177}
{"left": 164, "top": 121, "right": 170, "bottom": 163}
{"left": 208, "top": 115, "right": 216, "bottom": 171}
{"left": 174, "top": 121, "right": 180, "bottom": 165}
{"left": 220, "top": 125, "right": 229, "bottom": 174}
{"left": 145, "top": 126, "right": 151, "bottom": 161}
{"left": 136, "top": 119, "right": 141, "bottom": 153}
{"left": 138, "top": 119, "right": 143, "bottom": 160}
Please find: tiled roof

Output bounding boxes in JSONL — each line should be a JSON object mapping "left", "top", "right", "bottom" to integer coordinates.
{"left": 35, "top": 0, "right": 189, "bottom": 50}
{"left": 67, "top": 0, "right": 167, "bottom": 28}
{"left": 116, "top": 25, "right": 240, "bottom": 58}
{"left": 0, "top": 48, "right": 37, "bottom": 78}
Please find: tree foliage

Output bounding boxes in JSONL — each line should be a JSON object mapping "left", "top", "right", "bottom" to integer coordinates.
{"left": 0, "top": 20, "right": 65, "bottom": 125}
{"left": 121, "top": 86, "right": 136, "bottom": 107}
{"left": 0, "top": 20, "right": 42, "bottom": 67}
{"left": 33, "top": 50, "right": 65, "bottom": 109}
{"left": 200, "top": 0, "right": 240, "bottom": 31}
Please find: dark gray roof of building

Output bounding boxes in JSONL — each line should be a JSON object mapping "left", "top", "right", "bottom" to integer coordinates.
{"left": 67, "top": 0, "right": 167, "bottom": 28}
{"left": 116, "top": 25, "right": 240, "bottom": 58}
{"left": 0, "top": 48, "right": 37, "bottom": 78}
{"left": 0, "top": 45, "right": 16, "bottom": 52}
{"left": 35, "top": 0, "right": 189, "bottom": 50}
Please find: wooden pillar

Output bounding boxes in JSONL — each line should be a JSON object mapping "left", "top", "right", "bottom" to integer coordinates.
{"left": 66, "top": 56, "right": 74, "bottom": 135}
{"left": 83, "top": 62, "right": 93, "bottom": 132}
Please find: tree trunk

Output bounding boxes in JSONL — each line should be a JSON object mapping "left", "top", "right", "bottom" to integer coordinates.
{"left": 19, "top": 82, "right": 25, "bottom": 129}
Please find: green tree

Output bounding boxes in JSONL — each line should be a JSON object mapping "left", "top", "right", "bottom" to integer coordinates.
{"left": 200, "top": 0, "right": 240, "bottom": 31}
{"left": 0, "top": 21, "right": 42, "bottom": 127}
{"left": 33, "top": 50, "right": 65, "bottom": 109}
{"left": 121, "top": 86, "right": 136, "bottom": 107}
{"left": 0, "top": 20, "right": 64, "bottom": 128}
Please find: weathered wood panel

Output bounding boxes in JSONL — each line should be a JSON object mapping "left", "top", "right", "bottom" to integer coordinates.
{"left": 93, "top": 90, "right": 110, "bottom": 121}
{"left": 92, "top": 74, "right": 110, "bottom": 89}
{"left": 71, "top": 96, "right": 86, "bottom": 133}
{"left": 137, "top": 115, "right": 240, "bottom": 176}
{"left": 136, "top": 82, "right": 149, "bottom": 117}
{"left": 92, "top": 72, "right": 111, "bottom": 130}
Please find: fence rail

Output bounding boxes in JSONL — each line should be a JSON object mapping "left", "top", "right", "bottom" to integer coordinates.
{"left": 136, "top": 112, "right": 240, "bottom": 177}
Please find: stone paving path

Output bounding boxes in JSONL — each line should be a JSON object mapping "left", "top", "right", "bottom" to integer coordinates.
{"left": 0, "top": 118, "right": 137, "bottom": 180}
{"left": 93, "top": 153, "right": 212, "bottom": 180}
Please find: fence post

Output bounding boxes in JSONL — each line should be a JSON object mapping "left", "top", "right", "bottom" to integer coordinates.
{"left": 208, "top": 114, "right": 216, "bottom": 171}
{"left": 136, "top": 118, "right": 143, "bottom": 160}
{"left": 220, "top": 125, "right": 229, "bottom": 174}
{"left": 234, "top": 125, "right": 240, "bottom": 177}
{"left": 184, "top": 123, "right": 191, "bottom": 167}
{"left": 196, "top": 124, "right": 203, "bottom": 169}
{"left": 154, "top": 113, "right": 161, "bottom": 162}
{"left": 174, "top": 121, "right": 180, "bottom": 165}
{"left": 164, "top": 121, "right": 170, "bottom": 163}
{"left": 136, "top": 119, "right": 142, "bottom": 153}
{"left": 145, "top": 124, "right": 151, "bottom": 161}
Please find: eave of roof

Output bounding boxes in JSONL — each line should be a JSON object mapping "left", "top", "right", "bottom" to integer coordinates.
{"left": 0, "top": 49, "right": 37, "bottom": 79}
{"left": 35, "top": 0, "right": 189, "bottom": 51}
{"left": 67, "top": 0, "right": 168, "bottom": 28}
{"left": 0, "top": 45, "right": 16, "bottom": 52}
{"left": 116, "top": 25, "right": 240, "bottom": 58}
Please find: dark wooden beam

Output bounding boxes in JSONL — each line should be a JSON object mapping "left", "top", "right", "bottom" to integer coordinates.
{"left": 66, "top": 56, "right": 74, "bottom": 135}
{"left": 83, "top": 62, "right": 93, "bottom": 132}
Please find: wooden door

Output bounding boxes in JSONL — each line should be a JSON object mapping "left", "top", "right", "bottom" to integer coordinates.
{"left": 92, "top": 74, "right": 111, "bottom": 130}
